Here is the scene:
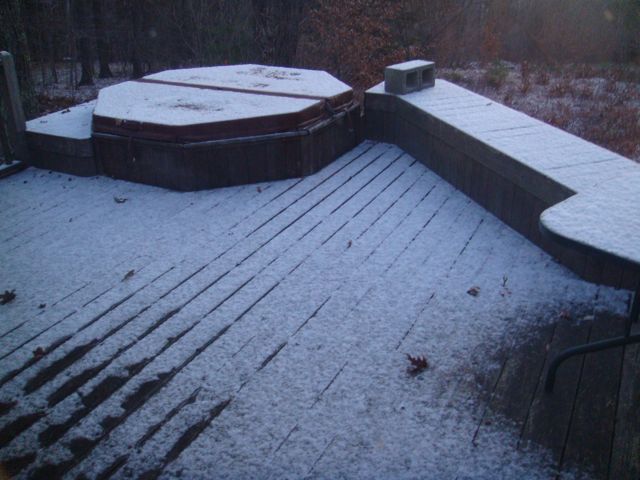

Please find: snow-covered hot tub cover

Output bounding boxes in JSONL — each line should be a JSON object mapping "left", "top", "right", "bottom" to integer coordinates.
{"left": 92, "top": 65, "right": 355, "bottom": 142}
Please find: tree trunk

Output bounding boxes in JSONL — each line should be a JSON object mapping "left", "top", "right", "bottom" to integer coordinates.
{"left": 251, "top": 0, "right": 305, "bottom": 66}
{"left": 77, "top": 38, "right": 94, "bottom": 85}
{"left": 92, "top": 0, "right": 112, "bottom": 78}
{"left": 73, "top": 0, "right": 94, "bottom": 86}
{"left": 130, "top": 1, "right": 144, "bottom": 78}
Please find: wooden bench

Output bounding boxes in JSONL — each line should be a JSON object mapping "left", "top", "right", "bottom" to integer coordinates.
{"left": 365, "top": 76, "right": 640, "bottom": 289}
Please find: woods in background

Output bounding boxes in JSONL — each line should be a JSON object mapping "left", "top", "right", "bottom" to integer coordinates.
{"left": 0, "top": 0, "right": 639, "bottom": 116}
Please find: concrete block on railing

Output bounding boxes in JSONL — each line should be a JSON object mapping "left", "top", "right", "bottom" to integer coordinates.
{"left": 384, "top": 60, "right": 435, "bottom": 95}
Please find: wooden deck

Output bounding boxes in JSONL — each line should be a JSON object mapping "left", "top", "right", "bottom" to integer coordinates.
{"left": 0, "top": 141, "right": 637, "bottom": 479}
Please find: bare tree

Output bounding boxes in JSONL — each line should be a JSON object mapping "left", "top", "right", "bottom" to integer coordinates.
{"left": 93, "top": 0, "right": 113, "bottom": 78}
{"left": 73, "top": 0, "right": 95, "bottom": 85}
{"left": 252, "top": 0, "right": 306, "bottom": 66}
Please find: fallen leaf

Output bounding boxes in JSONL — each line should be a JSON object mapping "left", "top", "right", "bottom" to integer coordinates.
{"left": 347, "top": 240, "right": 352, "bottom": 248}
{"left": 33, "top": 347, "right": 45, "bottom": 359}
{"left": 406, "top": 354, "right": 428, "bottom": 375}
{"left": 114, "top": 196, "right": 128, "bottom": 204}
{"left": 38, "top": 303, "right": 46, "bottom": 309}
{"left": 256, "top": 186, "right": 262, "bottom": 193}
{"left": 122, "top": 269, "right": 135, "bottom": 281}
{"left": 467, "top": 286, "right": 480, "bottom": 297}
{"left": 0, "top": 290, "right": 16, "bottom": 305}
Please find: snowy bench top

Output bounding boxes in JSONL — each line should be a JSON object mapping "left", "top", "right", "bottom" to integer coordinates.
{"left": 540, "top": 171, "right": 640, "bottom": 269}
{"left": 368, "top": 80, "right": 639, "bottom": 194}
{"left": 368, "top": 79, "right": 640, "bottom": 271}
{"left": 26, "top": 100, "right": 95, "bottom": 140}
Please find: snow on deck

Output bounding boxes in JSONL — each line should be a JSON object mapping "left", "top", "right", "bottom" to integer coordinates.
{"left": 0, "top": 141, "right": 630, "bottom": 479}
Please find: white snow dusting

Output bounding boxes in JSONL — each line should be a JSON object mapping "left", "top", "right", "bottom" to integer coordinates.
{"left": 0, "top": 141, "right": 630, "bottom": 479}
{"left": 93, "top": 80, "right": 319, "bottom": 126}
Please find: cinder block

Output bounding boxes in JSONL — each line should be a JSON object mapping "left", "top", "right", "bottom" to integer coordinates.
{"left": 384, "top": 60, "right": 435, "bottom": 95}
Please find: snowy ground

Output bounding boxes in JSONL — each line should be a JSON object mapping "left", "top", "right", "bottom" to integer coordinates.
{"left": 0, "top": 141, "right": 630, "bottom": 479}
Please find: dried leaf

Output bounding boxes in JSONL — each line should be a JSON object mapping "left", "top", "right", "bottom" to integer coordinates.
{"left": 33, "top": 347, "right": 45, "bottom": 359}
{"left": 467, "top": 286, "right": 480, "bottom": 297}
{"left": 38, "top": 303, "right": 46, "bottom": 309}
{"left": 347, "top": 240, "right": 352, "bottom": 248}
{"left": 114, "top": 196, "right": 128, "bottom": 204}
{"left": 0, "top": 290, "right": 16, "bottom": 305}
{"left": 122, "top": 270, "right": 135, "bottom": 281}
{"left": 406, "top": 354, "right": 428, "bottom": 375}
{"left": 256, "top": 186, "right": 262, "bottom": 193}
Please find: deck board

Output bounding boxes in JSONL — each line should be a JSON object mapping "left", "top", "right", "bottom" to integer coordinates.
{"left": 0, "top": 141, "right": 636, "bottom": 479}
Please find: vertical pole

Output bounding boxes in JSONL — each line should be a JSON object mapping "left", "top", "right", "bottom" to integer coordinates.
{"left": 0, "top": 51, "right": 29, "bottom": 162}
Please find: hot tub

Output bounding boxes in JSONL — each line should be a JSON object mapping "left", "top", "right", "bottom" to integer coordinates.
{"left": 91, "top": 65, "right": 361, "bottom": 190}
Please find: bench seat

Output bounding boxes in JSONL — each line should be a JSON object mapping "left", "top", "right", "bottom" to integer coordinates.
{"left": 365, "top": 79, "right": 640, "bottom": 289}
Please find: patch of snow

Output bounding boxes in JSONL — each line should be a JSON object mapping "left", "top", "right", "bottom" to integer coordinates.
{"left": 93, "top": 81, "right": 319, "bottom": 126}
{"left": 145, "top": 64, "right": 352, "bottom": 100}
{"left": 0, "top": 142, "right": 630, "bottom": 479}
{"left": 386, "top": 59, "right": 434, "bottom": 70}
{"left": 26, "top": 101, "right": 95, "bottom": 139}
{"left": 541, "top": 171, "right": 640, "bottom": 268}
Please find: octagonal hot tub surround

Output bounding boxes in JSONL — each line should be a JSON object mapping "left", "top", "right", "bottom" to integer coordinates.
{"left": 92, "top": 64, "right": 361, "bottom": 191}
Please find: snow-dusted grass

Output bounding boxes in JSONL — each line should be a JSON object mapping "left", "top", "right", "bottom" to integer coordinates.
{"left": 440, "top": 62, "right": 640, "bottom": 162}
{"left": 0, "top": 142, "right": 629, "bottom": 479}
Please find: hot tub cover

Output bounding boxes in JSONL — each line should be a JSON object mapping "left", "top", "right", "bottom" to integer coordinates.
{"left": 92, "top": 65, "right": 354, "bottom": 143}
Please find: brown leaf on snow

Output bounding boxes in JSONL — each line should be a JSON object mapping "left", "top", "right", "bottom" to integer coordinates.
{"left": 33, "top": 347, "right": 45, "bottom": 359}
{"left": 406, "top": 354, "right": 429, "bottom": 375}
{"left": 467, "top": 286, "right": 480, "bottom": 297}
{"left": 122, "top": 269, "right": 135, "bottom": 281}
{"left": 114, "top": 196, "right": 128, "bottom": 204}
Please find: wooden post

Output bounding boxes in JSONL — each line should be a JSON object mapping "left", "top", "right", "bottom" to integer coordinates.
{"left": 0, "top": 51, "right": 29, "bottom": 162}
